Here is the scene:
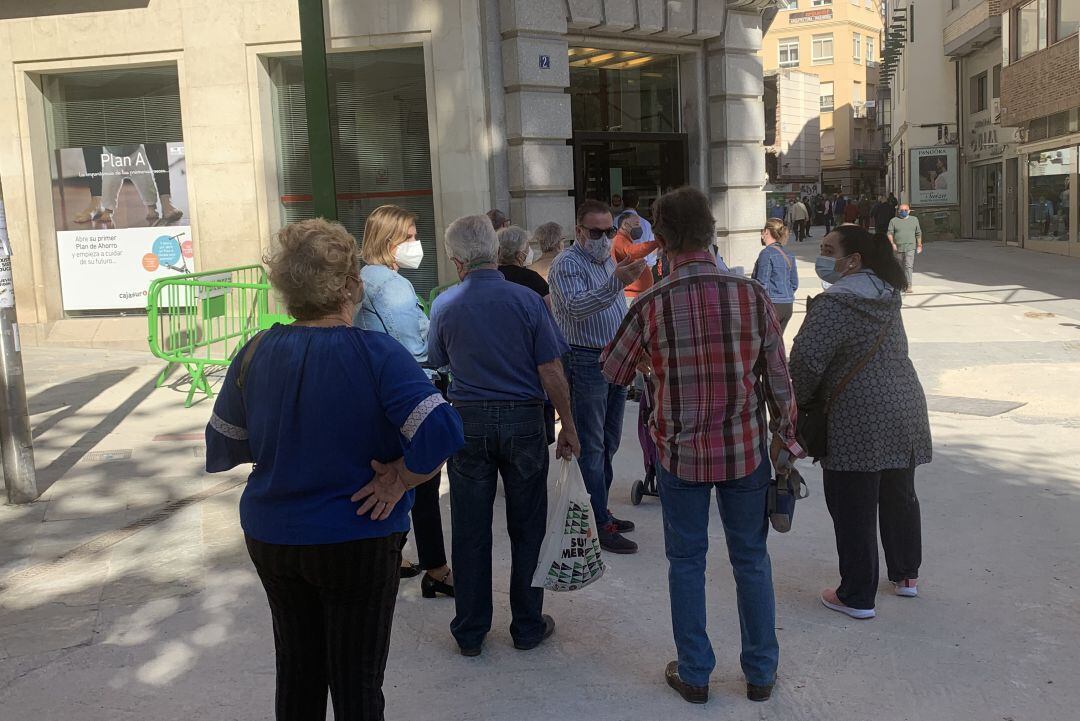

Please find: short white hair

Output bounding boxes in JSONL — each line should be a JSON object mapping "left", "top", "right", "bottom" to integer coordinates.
{"left": 497, "top": 225, "right": 530, "bottom": 264}
{"left": 445, "top": 214, "right": 498, "bottom": 266}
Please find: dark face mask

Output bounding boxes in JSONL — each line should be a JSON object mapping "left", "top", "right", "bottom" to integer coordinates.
{"left": 629, "top": 227, "right": 643, "bottom": 241}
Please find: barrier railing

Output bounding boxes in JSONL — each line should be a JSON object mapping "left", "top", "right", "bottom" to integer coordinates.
{"left": 147, "top": 265, "right": 291, "bottom": 406}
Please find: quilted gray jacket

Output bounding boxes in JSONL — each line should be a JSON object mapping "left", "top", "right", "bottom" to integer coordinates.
{"left": 789, "top": 278, "right": 932, "bottom": 472}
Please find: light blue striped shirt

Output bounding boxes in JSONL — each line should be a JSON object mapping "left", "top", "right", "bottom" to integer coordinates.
{"left": 548, "top": 243, "right": 626, "bottom": 349}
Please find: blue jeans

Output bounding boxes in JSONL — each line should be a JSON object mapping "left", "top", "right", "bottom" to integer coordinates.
{"left": 564, "top": 348, "right": 627, "bottom": 527}
{"left": 656, "top": 458, "right": 778, "bottom": 688}
{"left": 449, "top": 402, "right": 548, "bottom": 649}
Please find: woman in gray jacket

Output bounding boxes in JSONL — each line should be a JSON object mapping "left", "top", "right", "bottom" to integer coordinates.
{"left": 789, "top": 225, "right": 932, "bottom": 620}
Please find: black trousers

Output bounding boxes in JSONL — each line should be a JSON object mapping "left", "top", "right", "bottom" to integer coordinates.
{"left": 773, "top": 303, "right": 794, "bottom": 333}
{"left": 822, "top": 468, "right": 922, "bottom": 610}
{"left": 246, "top": 533, "right": 403, "bottom": 721}
{"left": 144, "top": 142, "right": 172, "bottom": 196}
{"left": 410, "top": 474, "right": 447, "bottom": 569}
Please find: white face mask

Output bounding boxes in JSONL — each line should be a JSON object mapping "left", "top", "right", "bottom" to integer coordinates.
{"left": 524, "top": 246, "right": 537, "bottom": 266}
{"left": 394, "top": 239, "right": 424, "bottom": 269}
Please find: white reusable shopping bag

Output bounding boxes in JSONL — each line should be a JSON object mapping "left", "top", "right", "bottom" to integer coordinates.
{"left": 530, "top": 458, "right": 605, "bottom": 591}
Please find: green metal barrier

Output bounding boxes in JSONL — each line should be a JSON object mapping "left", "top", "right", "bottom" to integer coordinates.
{"left": 147, "top": 265, "right": 292, "bottom": 407}
{"left": 420, "top": 281, "right": 459, "bottom": 316}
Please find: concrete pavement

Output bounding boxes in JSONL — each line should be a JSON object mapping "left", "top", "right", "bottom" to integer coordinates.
{"left": 1, "top": 239, "right": 1078, "bottom": 720}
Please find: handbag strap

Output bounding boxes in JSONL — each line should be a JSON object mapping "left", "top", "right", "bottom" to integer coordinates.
{"left": 236, "top": 330, "right": 269, "bottom": 393}
{"left": 825, "top": 318, "right": 893, "bottom": 412}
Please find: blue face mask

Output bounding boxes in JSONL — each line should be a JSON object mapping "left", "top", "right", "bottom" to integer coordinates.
{"left": 815, "top": 255, "right": 852, "bottom": 284}
{"left": 898, "top": 210, "right": 910, "bottom": 218}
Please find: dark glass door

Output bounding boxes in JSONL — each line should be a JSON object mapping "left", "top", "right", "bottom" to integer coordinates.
{"left": 572, "top": 132, "right": 689, "bottom": 220}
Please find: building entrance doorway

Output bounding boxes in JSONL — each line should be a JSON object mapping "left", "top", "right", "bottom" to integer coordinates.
{"left": 572, "top": 132, "right": 688, "bottom": 216}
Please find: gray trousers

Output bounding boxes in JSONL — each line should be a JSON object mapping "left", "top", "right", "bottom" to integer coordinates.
{"left": 896, "top": 249, "right": 916, "bottom": 288}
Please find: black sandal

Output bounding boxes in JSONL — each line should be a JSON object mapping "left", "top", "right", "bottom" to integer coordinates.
{"left": 421, "top": 569, "right": 454, "bottom": 598}
{"left": 399, "top": 561, "right": 422, "bottom": 579}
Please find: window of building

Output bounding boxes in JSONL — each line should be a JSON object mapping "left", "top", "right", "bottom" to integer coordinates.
{"left": 992, "top": 64, "right": 1002, "bottom": 99}
{"left": 778, "top": 0, "right": 796, "bottom": 9}
{"left": 866, "top": 36, "right": 876, "bottom": 66}
{"left": 820, "top": 81, "right": 835, "bottom": 111}
{"left": 853, "top": 34, "right": 862, "bottom": 63}
{"left": 1027, "top": 147, "right": 1073, "bottom": 243}
{"left": 971, "top": 71, "right": 988, "bottom": 113}
{"left": 42, "top": 65, "right": 188, "bottom": 315}
{"left": 569, "top": 50, "right": 680, "bottom": 133}
{"left": 1016, "top": 0, "right": 1048, "bottom": 59}
{"left": 865, "top": 0, "right": 873, "bottom": 8}
{"left": 812, "top": 34, "right": 834, "bottom": 64}
{"left": 1058, "top": 0, "right": 1080, "bottom": 40}
{"left": 821, "top": 128, "right": 836, "bottom": 157}
{"left": 268, "top": 48, "right": 440, "bottom": 296}
{"left": 779, "top": 38, "right": 800, "bottom": 67}
{"left": 812, "top": 0, "right": 832, "bottom": 6}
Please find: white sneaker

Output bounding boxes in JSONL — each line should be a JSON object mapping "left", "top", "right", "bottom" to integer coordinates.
{"left": 893, "top": 579, "right": 918, "bottom": 597}
{"left": 820, "top": 589, "right": 876, "bottom": 619}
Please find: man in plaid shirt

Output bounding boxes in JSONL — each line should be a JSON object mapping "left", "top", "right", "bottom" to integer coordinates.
{"left": 601, "top": 187, "right": 803, "bottom": 706}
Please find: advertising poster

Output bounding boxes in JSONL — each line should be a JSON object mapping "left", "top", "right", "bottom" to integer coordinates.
{"left": 910, "top": 146, "right": 959, "bottom": 206}
{"left": 52, "top": 142, "right": 192, "bottom": 311}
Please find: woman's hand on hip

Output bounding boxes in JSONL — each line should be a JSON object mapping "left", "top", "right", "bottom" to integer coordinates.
{"left": 352, "top": 459, "right": 408, "bottom": 521}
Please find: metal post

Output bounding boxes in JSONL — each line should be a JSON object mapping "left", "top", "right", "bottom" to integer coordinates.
{"left": 0, "top": 180, "right": 38, "bottom": 504}
{"left": 298, "top": 0, "right": 338, "bottom": 220}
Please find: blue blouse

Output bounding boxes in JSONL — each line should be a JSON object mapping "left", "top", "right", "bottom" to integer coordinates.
{"left": 205, "top": 324, "right": 464, "bottom": 545}
{"left": 355, "top": 264, "right": 430, "bottom": 370}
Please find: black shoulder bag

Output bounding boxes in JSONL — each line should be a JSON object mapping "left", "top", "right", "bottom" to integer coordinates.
{"left": 797, "top": 316, "right": 893, "bottom": 460}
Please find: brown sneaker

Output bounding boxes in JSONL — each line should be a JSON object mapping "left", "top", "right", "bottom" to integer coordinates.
{"left": 665, "top": 661, "right": 708, "bottom": 704}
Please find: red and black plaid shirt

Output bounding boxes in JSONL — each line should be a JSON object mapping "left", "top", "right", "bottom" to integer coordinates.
{"left": 601, "top": 251, "right": 803, "bottom": 483}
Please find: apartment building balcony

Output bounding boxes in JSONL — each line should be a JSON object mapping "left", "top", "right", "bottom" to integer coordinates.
{"left": 944, "top": 1, "right": 1002, "bottom": 58}
{"left": 853, "top": 149, "right": 884, "bottom": 168}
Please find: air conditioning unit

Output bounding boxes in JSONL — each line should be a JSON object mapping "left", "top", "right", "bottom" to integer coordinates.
{"left": 853, "top": 102, "right": 867, "bottom": 119}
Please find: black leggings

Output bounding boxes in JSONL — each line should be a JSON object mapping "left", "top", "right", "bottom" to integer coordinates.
{"left": 823, "top": 467, "right": 922, "bottom": 610}
{"left": 410, "top": 474, "right": 447, "bottom": 569}
{"left": 773, "top": 303, "right": 793, "bottom": 333}
{"left": 246, "top": 533, "right": 403, "bottom": 721}
{"left": 144, "top": 142, "right": 172, "bottom": 196}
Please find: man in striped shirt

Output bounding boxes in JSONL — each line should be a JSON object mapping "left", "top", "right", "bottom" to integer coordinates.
{"left": 548, "top": 200, "right": 646, "bottom": 554}
{"left": 601, "top": 187, "right": 803, "bottom": 705}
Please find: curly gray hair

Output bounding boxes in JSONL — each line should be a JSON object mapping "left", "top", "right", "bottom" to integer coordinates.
{"left": 531, "top": 221, "right": 563, "bottom": 253}
{"left": 496, "top": 225, "right": 530, "bottom": 265}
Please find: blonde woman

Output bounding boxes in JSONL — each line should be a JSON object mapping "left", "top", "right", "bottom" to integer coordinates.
{"left": 354, "top": 204, "right": 454, "bottom": 598}
{"left": 752, "top": 218, "right": 799, "bottom": 332}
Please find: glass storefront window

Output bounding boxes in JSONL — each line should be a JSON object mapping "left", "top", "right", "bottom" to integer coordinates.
{"left": 569, "top": 50, "right": 679, "bottom": 133}
{"left": 1026, "top": 147, "right": 1073, "bottom": 244}
{"left": 42, "top": 65, "right": 190, "bottom": 314}
{"left": 268, "top": 48, "right": 438, "bottom": 296}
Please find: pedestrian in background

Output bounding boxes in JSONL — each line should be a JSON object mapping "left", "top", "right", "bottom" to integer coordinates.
{"left": 486, "top": 208, "right": 511, "bottom": 231}
{"left": 790, "top": 197, "right": 809, "bottom": 242}
{"left": 791, "top": 225, "right": 931, "bottom": 620}
{"left": 752, "top": 218, "right": 799, "bottom": 332}
{"left": 612, "top": 212, "right": 659, "bottom": 304}
{"left": 497, "top": 225, "right": 549, "bottom": 300}
{"left": 529, "top": 221, "right": 564, "bottom": 282}
{"left": 887, "top": 203, "right": 923, "bottom": 290}
{"left": 354, "top": 204, "right": 455, "bottom": 597}
{"left": 871, "top": 194, "right": 895, "bottom": 234}
{"left": 602, "top": 187, "right": 803, "bottom": 705}
{"left": 429, "top": 215, "right": 580, "bottom": 658}
{"left": 207, "top": 218, "right": 464, "bottom": 721}
{"left": 858, "top": 195, "right": 873, "bottom": 230}
{"left": 823, "top": 195, "right": 834, "bottom": 234}
{"left": 548, "top": 200, "right": 647, "bottom": 554}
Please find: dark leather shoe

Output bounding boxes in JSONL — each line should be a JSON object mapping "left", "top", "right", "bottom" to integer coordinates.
{"left": 665, "top": 661, "right": 708, "bottom": 704}
{"left": 607, "top": 512, "right": 635, "bottom": 533}
{"left": 459, "top": 646, "right": 481, "bottom": 658}
{"left": 421, "top": 571, "right": 454, "bottom": 598}
{"left": 599, "top": 524, "right": 638, "bottom": 554}
{"left": 747, "top": 682, "right": 774, "bottom": 702}
{"left": 399, "top": 561, "right": 422, "bottom": 579}
{"left": 514, "top": 614, "right": 555, "bottom": 650}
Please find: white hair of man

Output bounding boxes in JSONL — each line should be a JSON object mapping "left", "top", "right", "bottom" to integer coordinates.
{"left": 531, "top": 221, "right": 563, "bottom": 253}
{"left": 496, "top": 225, "right": 530, "bottom": 264}
{"left": 445, "top": 214, "right": 498, "bottom": 267}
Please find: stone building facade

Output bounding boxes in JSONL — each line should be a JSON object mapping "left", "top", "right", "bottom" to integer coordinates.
{"left": 0, "top": 0, "right": 776, "bottom": 348}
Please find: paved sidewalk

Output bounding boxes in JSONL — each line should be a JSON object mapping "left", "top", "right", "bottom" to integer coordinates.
{"left": 1, "top": 240, "right": 1078, "bottom": 720}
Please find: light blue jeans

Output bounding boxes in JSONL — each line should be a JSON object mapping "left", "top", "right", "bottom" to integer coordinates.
{"left": 657, "top": 457, "right": 778, "bottom": 688}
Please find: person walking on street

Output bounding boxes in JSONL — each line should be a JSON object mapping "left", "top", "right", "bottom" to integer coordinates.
{"left": 791, "top": 225, "right": 931, "bottom": 620}
{"left": 752, "top": 219, "right": 799, "bottom": 333}
{"left": 833, "top": 194, "right": 846, "bottom": 229}
{"left": 887, "top": 203, "right": 923, "bottom": 290}
{"left": 207, "top": 219, "right": 465, "bottom": 721}
{"left": 428, "top": 215, "right": 580, "bottom": 658}
{"left": 871, "top": 195, "right": 895, "bottom": 234}
{"left": 601, "top": 187, "right": 803, "bottom": 705}
{"left": 858, "top": 195, "right": 873, "bottom": 230}
{"left": 790, "top": 197, "right": 810, "bottom": 242}
{"left": 354, "top": 204, "right": 456, "bottom": 595}
{"left": 823, "top": 196, "right": 834, "bottom": 234}
{"left": 843, "top": 197, "right": 861, "bottom": 225}
{"left": 612, "top": 212, "right": 659, "bottom": 303}
{"left": 549, "top": 200, "right": 647, "bottom": 554}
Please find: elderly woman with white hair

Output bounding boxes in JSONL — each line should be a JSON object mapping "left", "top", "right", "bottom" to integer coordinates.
{"left": 497, "top": 225, "right": 550, "bottom": 300}
{"left": 428, "top": 214, "right": 579, "bottom": 657}
{"left": 529, "top": 221, "right": 564, "bottom": 281}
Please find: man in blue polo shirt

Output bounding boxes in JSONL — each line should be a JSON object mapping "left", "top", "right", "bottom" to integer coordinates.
{"left": 429, "top": 214, "right": 579, "bottom": 658}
